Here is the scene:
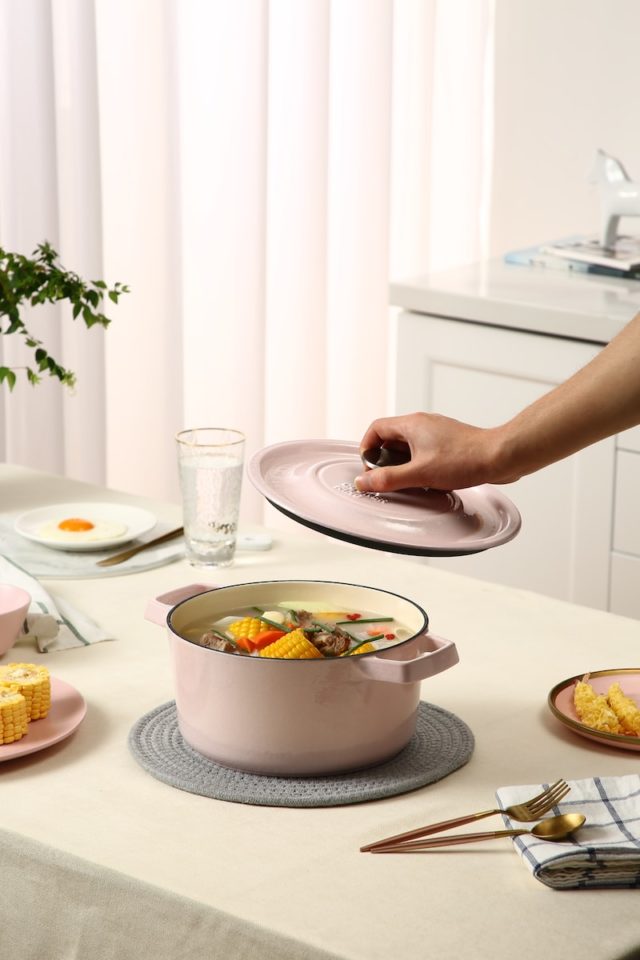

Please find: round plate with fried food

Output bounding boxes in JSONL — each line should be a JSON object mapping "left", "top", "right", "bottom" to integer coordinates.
{"left": 548, "top": 668, "right": 640, "bottom": 751}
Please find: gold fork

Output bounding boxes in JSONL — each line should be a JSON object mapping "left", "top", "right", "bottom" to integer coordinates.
{"left": 360, "top": 779, "right": 570, "bottom": 852}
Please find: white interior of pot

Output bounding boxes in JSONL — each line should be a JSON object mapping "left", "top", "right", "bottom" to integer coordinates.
{"left": 169, "top": 580, "right": 428, "bottom": 646}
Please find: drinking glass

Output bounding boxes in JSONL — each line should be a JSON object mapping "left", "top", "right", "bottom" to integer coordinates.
{"left": 176, "top": 428, "right": 245, "bottom": 567}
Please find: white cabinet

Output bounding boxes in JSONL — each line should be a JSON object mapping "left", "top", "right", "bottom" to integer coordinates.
{"left": 613, "top": 450, "right": 640, "bottom": 556}
{"left": 390, "top": 262, "right": 640, "bottom": 617}
{"left": 610, "top": 426, "right": 640, "bottom": 617}
{"left": 394, "top": 312, "right": 616, "bottom": 607}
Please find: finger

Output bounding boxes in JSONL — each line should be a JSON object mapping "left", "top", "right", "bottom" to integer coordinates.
{"left": 354, "top": 462, "right": 418, "bottom": 494}
{"left": 359, "top": 423, "right": 385, "bottom": 454}
{"left": 359, "top": 417, "right": 409, "bottom": 453}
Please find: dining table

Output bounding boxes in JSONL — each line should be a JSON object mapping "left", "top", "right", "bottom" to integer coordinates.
{"left": 1, "top": 462, "right": 639, "bottom": 960}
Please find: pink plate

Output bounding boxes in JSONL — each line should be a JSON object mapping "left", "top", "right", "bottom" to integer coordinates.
{"left": 248, "top": 439, "right": 521, "bottom": 556}
{"left": 0, "top": 676, "right": 86, "bottom": 761}
{"left": 548, "top": 669, "right": 640, "bottom": 752}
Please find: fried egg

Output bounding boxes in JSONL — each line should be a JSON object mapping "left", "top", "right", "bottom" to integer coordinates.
{"left": 38, "top": 517, "right": 127, "bottom": 543}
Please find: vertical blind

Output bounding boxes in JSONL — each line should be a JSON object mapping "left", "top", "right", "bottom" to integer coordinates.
{"left": 0, "top": 0, "right": 493, "bottom": 522}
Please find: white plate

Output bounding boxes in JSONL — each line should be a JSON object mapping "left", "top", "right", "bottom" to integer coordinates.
{"left": 14, "top": 502, "right": 157, "bottom": 552}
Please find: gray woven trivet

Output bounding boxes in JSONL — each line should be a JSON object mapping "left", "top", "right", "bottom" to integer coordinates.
{"left": 128, "top": 701, "right": 474, "bottom": 807}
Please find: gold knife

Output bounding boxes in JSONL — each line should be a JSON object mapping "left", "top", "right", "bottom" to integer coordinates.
{"left": 96, "top": 526, "right": 184, "bottom": 567}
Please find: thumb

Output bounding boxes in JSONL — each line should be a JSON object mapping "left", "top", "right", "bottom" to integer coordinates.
{"left": 354, "top": 470, "right": 375, "bottom": 492}
{"left": 354, "top": 464, "right": 415, "bottom": 494}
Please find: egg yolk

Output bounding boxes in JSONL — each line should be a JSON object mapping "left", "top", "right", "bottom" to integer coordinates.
{"left": 57, "top": 518, "right": 95, "bottom": 532}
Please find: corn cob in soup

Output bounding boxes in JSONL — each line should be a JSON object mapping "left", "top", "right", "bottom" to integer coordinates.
{"left": 184, "top": 602, "right": 413, "bottom": 659}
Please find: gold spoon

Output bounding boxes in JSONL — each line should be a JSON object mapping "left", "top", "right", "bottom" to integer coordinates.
{"left": 369, "top": 813, "right": 586, "bottom": 852}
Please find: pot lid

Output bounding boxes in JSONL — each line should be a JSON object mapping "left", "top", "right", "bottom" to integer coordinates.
{"left": 247, "top": 439, "right": 521, "bottom": 557}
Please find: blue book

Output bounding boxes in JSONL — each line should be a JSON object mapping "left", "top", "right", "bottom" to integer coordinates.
{"left": 504, "top": 243, "right": 640, "bottom": 280}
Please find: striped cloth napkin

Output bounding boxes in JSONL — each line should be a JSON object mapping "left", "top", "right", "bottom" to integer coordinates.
{"left": 496, "top": 775, "right": 640, "bottom": 889}
{"left": 0, "top": 555, "right": 112, "bottom": 653}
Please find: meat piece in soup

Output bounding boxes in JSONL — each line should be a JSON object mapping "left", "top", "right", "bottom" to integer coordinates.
{"left": 189, "top": 602, "right": 413, "bottom": 659}
{"left": 199, "top": 631, "right": 246, "bottom": 655}
{"left": 310, "top": 623, "right": 351, "bottom": 657}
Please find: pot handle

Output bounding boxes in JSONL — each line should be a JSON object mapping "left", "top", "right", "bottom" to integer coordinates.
{"left": 144, "top": 583, "right": 216, "bottom": 626}
{"left": 354, "top": 632, "right": 458, "bottom": 684}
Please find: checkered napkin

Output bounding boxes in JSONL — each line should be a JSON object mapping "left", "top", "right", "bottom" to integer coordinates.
{"left": 0, "top": 555, "right": 113, "bottom": 653}
{"left": 496, "top": 775, "right": 640, "bottom": 889}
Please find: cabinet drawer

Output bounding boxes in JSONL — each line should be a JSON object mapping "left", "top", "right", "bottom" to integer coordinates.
{"left": 617, "top": 425, "right": 640, "bottom": 453}
{"left": 613, "top": 451, "right": 640, "bottom": 556}
{"left": 610, "top": 553, "right": 640, "bottom": 619}
{"left": 394, "top": 312, "right": 613, "bottom": 608}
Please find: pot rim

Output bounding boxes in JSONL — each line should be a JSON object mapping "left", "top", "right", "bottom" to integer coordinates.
{"left": 167, "top": 578, "right": 429, "bottom": 662}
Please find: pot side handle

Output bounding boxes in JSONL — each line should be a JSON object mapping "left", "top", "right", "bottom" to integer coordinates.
{"left": 355, "top": 632, "right": 458, "bottom": 684}
{"left": 144, "top": 583, "right": 216, "bottom": 626}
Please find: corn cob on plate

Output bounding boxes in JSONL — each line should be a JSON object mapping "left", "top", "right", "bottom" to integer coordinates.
{"left": 0, "top": 684, "right": 29, "bottom": 743}
{"left": 0, "top": 663, "right": 51, "bottom": 720}
{"left": 0, "top": 675, "right": 86, "bottom": 761}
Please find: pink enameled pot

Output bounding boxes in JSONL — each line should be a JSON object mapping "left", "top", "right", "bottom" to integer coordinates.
{"left": 145, "top": 580, "right": 459, "bottom": 776}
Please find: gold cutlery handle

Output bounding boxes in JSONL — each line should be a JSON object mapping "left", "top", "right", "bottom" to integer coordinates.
{"left": 360, "top": 808, "right": 499, "bottom": 851}
{"left": 372, "top": 828, "right": 524, "bottom": 851}
{"left": 96, "top": 527, "right": 184, "bottom": 567}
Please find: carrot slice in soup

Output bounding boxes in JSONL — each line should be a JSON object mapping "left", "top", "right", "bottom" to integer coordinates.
{"left": 252, "top": 629, "right": 286, "bottom": 650}
{"left": 235, "top": 636, "right": 255, "bottom": 653}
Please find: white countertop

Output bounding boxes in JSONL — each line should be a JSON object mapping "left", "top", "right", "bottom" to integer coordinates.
{"left": 2, "top": 465, "right": 640, "bottom": 960}
{"left": 391, "top": 260, "right": 640, "bottom": 343}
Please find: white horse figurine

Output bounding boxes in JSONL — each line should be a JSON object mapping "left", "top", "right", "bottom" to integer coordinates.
{"left": 589, "top": 148, "right": 640, "bottom": 249}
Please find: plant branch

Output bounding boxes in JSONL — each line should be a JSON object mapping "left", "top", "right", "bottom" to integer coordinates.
{"left": 0, "top": 241, "right": 129, "bottom": 389}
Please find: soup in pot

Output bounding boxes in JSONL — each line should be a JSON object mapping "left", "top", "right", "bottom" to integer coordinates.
{"left": 182, "top": 600, "right": 413, "bottom": 659}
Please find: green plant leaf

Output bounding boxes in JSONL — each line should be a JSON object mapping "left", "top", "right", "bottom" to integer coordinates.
{"left": 0, "top": 241, "right": 129, "bottom": 389}
{"left": 4, "top": 316, "right": 23, "bottom": 335}
{"left": 0, "top": 367, "right": 17, "bottom": 390}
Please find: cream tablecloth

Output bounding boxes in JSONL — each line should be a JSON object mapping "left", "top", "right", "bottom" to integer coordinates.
{"left": 1, "top": 464, "right": 640, "bottom": 960}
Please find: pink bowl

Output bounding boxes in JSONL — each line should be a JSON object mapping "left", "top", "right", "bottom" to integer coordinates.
{"left": 0, "top": 584, "right": 31, "bottom": 656}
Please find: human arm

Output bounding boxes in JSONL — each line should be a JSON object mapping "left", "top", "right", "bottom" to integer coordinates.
{"left": 355, "top": 311, "right": 640, "bottom": 493}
